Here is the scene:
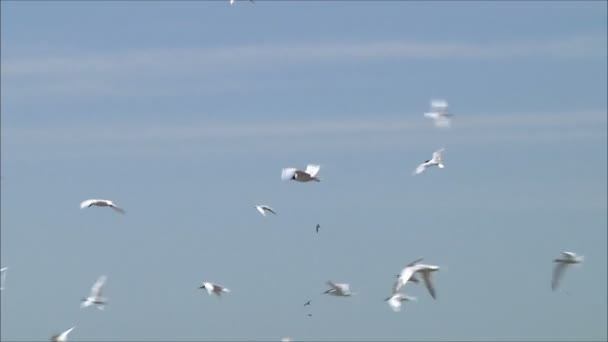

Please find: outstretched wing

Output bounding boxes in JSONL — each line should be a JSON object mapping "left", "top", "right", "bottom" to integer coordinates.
{"left": 305, "top": 164, "right": 321, "bottom": 177}
{"left": 552, "top": 263, "right": 568, "bottom": 291}
{"left": 263, "top": 206, "right": 277, "bottom": 215}
{"left": 79, "top": 199, "right": 97, "bottom": 209}
{"left": 91, "top": 275, "right": 107, "bottom": 297}
{"left": 414, "top": 163, "right": 427, "bottom": 175}
{"left": 430, "top": 99, "right": 448, "bottom": 114}
{"left": 281, "top": 168, "right": 297, "bottom": 181}
{"left": 421, "top": 271, "right": 437, "bottom": 299}
{"left": 432, "top": 148, "right": 445, "bottom": 163}
{"left": 110, "top": 205, "right": 126, "bottom": 214}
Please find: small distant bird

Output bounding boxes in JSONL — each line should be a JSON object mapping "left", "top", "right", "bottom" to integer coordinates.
{"left": 413, "top": 148, "right": 445, "bottom": 175}
{"left": 81, "top": 275, "right": 108, "bottom": 310}
{"left": 303, "top": 300, "right": 311, "bottom": 306}
{"left": 256, "top": 205, "right": 277, "bottom": 217}
{"left": 424, "top": 99, "right": 452, "bottom": 128}
{"left": 0, "top": 267, "right": 8, "bottom": 291}
{"left": 307, "top": 313, "right": 312, "bottom": 317}
{"left": 199, "top": 282, "right": 230, "bottom": 297}
{"left": 80, "top": 199, "right": 125, "bottom": 214}
{"left": 385, "top": 293, "right": 417, "bottom": 312}
{"left": 394, "top": 258, "right": 441, "bottom": 299}
{"left": 552, "top": 251, "right": 584, "bottom": 291}
{"left": 281, "top": 338, "right": 293, "bottom": 342}
{"left": 281, "top": 164, "right": 321, "bottom": 182}
{"left": 316, "top": 224, "right": 320, "bottom": 233}
{"left": 323, "top": 281, "right": 354, "bottom": 297}
{"left": 50, "top": 326, "right": 75, "bottom": 342}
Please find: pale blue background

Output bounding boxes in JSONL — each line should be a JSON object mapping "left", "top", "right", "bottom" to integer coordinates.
{"left": 1, "top": 1, "right": 607, "bottom": 341}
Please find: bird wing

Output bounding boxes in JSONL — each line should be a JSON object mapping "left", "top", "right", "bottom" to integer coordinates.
{"left": 421, "top": 270, "right": 437, "bottom": 299}
{"left": 552, "top": 262, "right": 568, "bottom": 291}
{"left": 256, "top": 206, "right": 266, "bottom": 216}
{"left": 281, "top": 168, "right": 297, "bottom": 181}
{"left": 432, "top": 148, "right": 445, "bottom": 163}
{"left": 110, "top": 205, "right": 126, "bottom": 214}
{"left": 326, "top": 281, "right": 340, "bottom": 291}
{"left": 407, "top": 257, "right": 424, "bottom": 267}
{"left": 305, "top": 164, "right": 321, "bottom": 177}
{"left": 91, "top": 275, "right": 107, "bottom": 297}
{"left": 561, "top": 251, "right": 576, "bottom": 260}
{"left": 394, "top": 267, "right": 416, "bottom": 293}
{"left": 414, "top": 163, "right": 427, "bottom": 175}
{"left": 79, "top": 199, "right": 97, "bottom": 209}
{"left": 263, "top": 206, "right": 277, "bottom": 215}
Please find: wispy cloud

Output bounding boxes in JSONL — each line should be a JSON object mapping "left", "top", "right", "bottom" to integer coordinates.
{"left": 2, "top": 111, "right": 605, "bottom": 161}
{"left": 2, "top": 35, "right": 605, "bottom": 78}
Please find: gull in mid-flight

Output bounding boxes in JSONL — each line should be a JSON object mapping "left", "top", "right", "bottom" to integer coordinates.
{"left": 413, "top": 148, "right": 445, "bottom": 175}
{"left": 385, "top": 293, "right": 417, "bottom": 312}
{"left": 424, "top": 99, "right": 452, "bottom": 128}
{"left": 394, "top": 258, "right": 441, "bottom": 299}
{"left": 256, "top": 205, "right": 277, "bottom": 217}
{"left": 50, "top": 326, "right": 76, "bottom": 342}
{"left": 81, "top": 275, "right": 108, "bottom": 310}
{"left": 199, "top": 282, "right": 230, "bottom": 297}
{"left": 316, "top": 224, "right": 320, "bottom": 233}
{"left": 0, "top": 267, "right": 8, "bottom": 291}
{"left": 323, "top": 281, "right": 354, "bottom": 297}
{"left": 552, "top": 251, "right": 584, "bottom": 291}
{"left": 80, "top": 199, "right": 125, "bottom": 214}
{"left": 281, "top": 164, "right": 321, "bottom": 182}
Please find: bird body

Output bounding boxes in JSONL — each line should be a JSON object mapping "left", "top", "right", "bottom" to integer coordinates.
{"left": 385, "top": 293, "right": 417, "bottom": 312}
{"left": 199, "top": 282, "right": 230, "bottom": 296}
{"left": 281, "top": 164, "right": 321, "bottom": 182}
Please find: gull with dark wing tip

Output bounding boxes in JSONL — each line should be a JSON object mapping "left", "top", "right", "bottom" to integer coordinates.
{"left": 256, "top": 205, "right": 277, "bottom": 217}
{"left": 413, "top": 148, "right": 445, "bottom": 175}
{"left": 281, "top": 164, "right": 321, "bottom": 182}
{"left": 81, "top": 275, "right": 108, "bottom": 310}
{"left": 552, "top": 251, "right": 584, "bottom": 291}
{"left": 424, "top": 99, "right": 453, "bottom": 128}
{"left": 50, "top": 326, "right": 75, "bottom": 342}
{"left": 323, "top": 281, "right": 354, "bottom": 297}
{"left": 80, "top": 199, "right": 125, "bottom": 214}
{"left": 394, "top": 258, "right": 441, "bottom": 299}
{"left": 199, "top": 282, "right": 230, "bottom": 297}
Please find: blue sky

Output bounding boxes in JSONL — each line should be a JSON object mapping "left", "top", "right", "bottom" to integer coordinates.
{"left": 1, "top": 1, "right": 606, "bottom": 341}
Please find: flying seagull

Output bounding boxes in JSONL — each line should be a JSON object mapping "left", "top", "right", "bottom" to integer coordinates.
{"left": 281, "top": 164, "right": 321, "bottom": 182}
{"left": 199, "top": 282, "right": 230, "bottom": 297}
{"left": 413, "top": 148, "right": 445, "bottom": 175}
{"left": 552, "top": 251, "right": 584, "bottom": 291}
{"left": 323, "top": 281, "right": 354, "bottom": 297}
{"left": 256, "top": 205, "right": 277, "bottom": 217}
{"left": 80, "top": 199, "right": 125, "bottom": 214}
{"left": 385, "top": 293, "right": 417, "bottom": 312}
{"left": 81, "top": 275, "right": 108, "bottom": 310}
{"left": 303, "top": 300, "right": 311, "bottom": 306}
{"left": 424, "top": 99, "right": 452, "bottom": 128}
{"left": 50, "top": 327, "right": 75, "bottom": 342}
{"left": 0, "top": 267, "right": 8, "bottom": 291}
{"left": 394, "top": 258, "right": 440, "bottom": 299}
{"left": 316, "top": 224, "right": 320, "bottom": 233}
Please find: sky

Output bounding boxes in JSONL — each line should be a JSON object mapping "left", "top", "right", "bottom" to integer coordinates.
{"left": 0, "top": 1, "right": 607, "bottom": 341}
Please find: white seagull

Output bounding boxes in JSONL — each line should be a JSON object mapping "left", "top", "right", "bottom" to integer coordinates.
{"left": 81, "top": 275, "right": 108, "bottom": 310}
{"left": 552, "top": 251, "right": 584, "bottom": 291}
{"left": 199, "top": 282, "right": 230, "bottom": 297}
{"left": 323, "top": 281, "right": 354, "bottom": 297}
{"left": 424, "top": 99, "right": 452, "bottom": 128}
{"left": 50, "top": 326, "right": 76, "bottom": 342}
{"left": 0, "top": 267, "right": 8, "bottom": 291}
{"left": 414, "top": 148, "right": 445, "bottom": 175}
{"left": 281, "top": 164, "right": 321, "bottom": 182}
{"left": 256, "top": 205, "right": 277, "bottom": 217}
{"left": 394, "top": 259, "right": 441, "bottom": 299}
{"left": 80, "top": 199, "right": 125, "bottom": 214}
{"left": 385, "top": 293, "right": 417, "bottom": 312}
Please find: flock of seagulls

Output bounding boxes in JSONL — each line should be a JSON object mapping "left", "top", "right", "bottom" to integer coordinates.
{"left": 0, "top": 89, "right": 587, "bottom": 341}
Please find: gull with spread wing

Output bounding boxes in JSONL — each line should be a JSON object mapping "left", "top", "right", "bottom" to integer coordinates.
{"left": 80, "top": 199, "right": 125, "bottom": 214}
{"left": 281, "top": 164, "right": 321, "bottom": 182}
{"left": 323, "top": 281, "right": 354, "bottom": 297}
{"left": 552, "top": 251, "right": 584, "bottom": 291}
{"left": 394, "top": 258, "right": 441, "bottom": 299}
{"left": 199, "top": 282, "right": 230, "bottom": 297}
{"left": 81, "top": 275, "right": 108, "bottom": 310}
{"left": 255, "top": 205, "right": 277, "bottom": 217}
{"left": 414, "top": 148, "right": 445, "bottom": 175}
